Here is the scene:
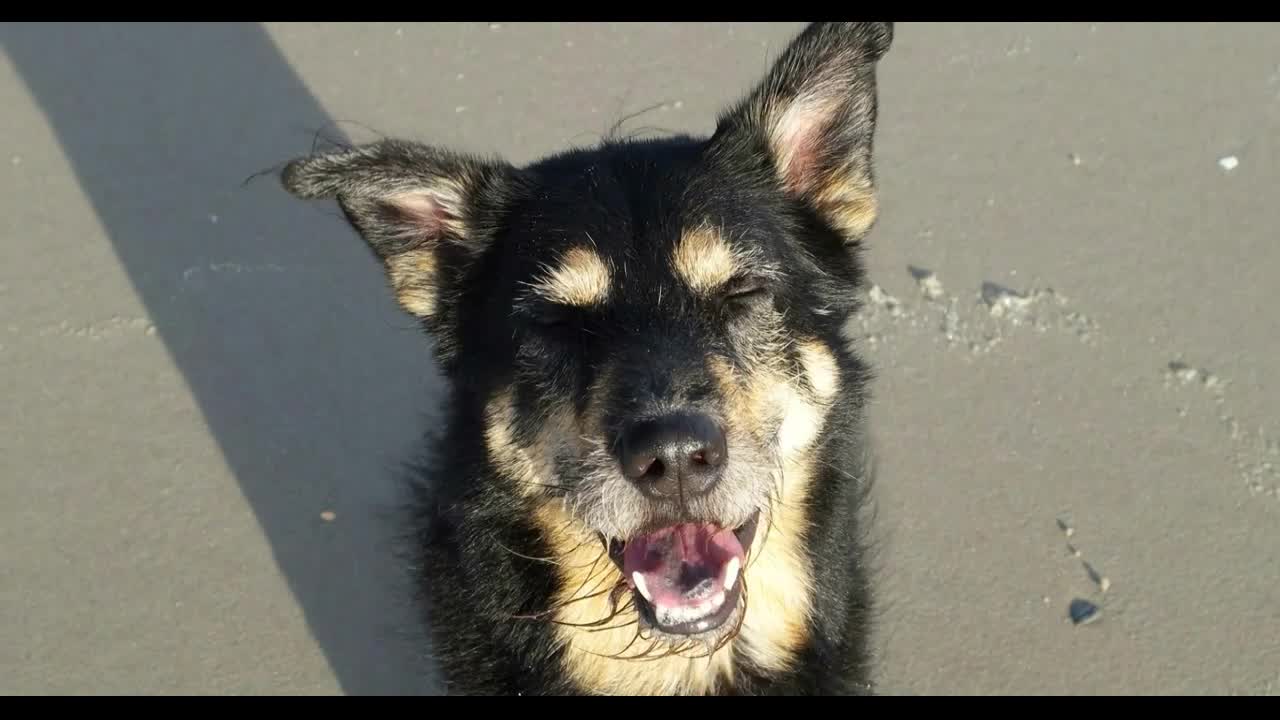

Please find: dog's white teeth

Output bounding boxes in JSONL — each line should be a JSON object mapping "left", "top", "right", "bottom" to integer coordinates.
{"left": 632, "top": 572, "right": 653, "bottom": 602}
{"left": 724, "top": 557, "right": 740, "bottom": 592}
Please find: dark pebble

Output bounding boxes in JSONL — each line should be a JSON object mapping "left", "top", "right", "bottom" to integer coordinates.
{"left": 1069, "top": 598, "right": 1101, "bottom": 625}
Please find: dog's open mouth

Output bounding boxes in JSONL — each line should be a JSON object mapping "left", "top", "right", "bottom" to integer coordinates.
{"left": 604, "top": 511, "right": 759, "bottom": 636}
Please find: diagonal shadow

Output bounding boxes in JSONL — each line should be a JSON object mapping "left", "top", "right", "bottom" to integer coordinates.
{"left": 1, "top": 23, "right": 443, "bottom": 694}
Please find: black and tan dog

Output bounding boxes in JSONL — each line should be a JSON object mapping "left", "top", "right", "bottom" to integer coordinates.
{"left": 280, "top": 21, "right": 894, "bottom": 695}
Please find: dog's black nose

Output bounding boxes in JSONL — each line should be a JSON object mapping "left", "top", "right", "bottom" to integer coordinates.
{"left": 618, "top": 414, "right": 727, "bottom": 498}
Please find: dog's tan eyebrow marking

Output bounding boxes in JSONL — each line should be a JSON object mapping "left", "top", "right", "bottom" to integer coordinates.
{"left": 529, "top": 245, "right": 612, "bottom": 307}
{"left": 673, "top": 225, "right": 737, "bottom": 294}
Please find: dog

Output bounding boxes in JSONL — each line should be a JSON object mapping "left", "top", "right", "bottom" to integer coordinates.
{"left": 279, "top": 21, "right": 894, "bottom": 695}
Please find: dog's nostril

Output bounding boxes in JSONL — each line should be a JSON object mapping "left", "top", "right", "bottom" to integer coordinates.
{"left": 694, "top": 438, "right": 725, "bottom": 467}
{"left": 624, "top": 454, "right": 660, "bottom": 480}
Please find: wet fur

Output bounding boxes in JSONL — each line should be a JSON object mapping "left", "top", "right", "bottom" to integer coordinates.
{"left": 279, "top": 22, "right": 893, "bottom": 695}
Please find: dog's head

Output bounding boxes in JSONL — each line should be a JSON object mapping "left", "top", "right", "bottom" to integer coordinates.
{"left": 282, "top": 22, "right": 891, "bottom": 653}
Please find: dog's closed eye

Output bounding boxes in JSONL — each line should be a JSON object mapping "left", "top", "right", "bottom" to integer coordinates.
{"left": 721, "top": 276, "right": 772, "bottom": 313}
{"left": 518, "top": 303, "right": 583, "bottom": 337}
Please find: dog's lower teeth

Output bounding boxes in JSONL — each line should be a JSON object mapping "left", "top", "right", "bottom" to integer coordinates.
{"left": 632, "top": 572, "right": 653, "bottom": 602}
{"left": 649, "top": 589, "right": 730, "bottom": 629}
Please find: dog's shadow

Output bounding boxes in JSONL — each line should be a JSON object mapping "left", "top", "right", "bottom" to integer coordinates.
{"left": 1, "top": 23, "right": 444, "bottom": 694}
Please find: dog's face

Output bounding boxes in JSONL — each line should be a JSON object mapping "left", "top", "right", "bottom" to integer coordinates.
{"left": 282, "top": 23, "right": 891, "bottom": 654}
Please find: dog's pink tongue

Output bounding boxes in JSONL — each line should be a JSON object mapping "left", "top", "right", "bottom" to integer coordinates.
{"left": 623, "top": 523, "right": 743, "bottom": 608}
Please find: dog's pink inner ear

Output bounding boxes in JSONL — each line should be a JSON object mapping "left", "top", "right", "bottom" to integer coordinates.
{"left": 382, "top": 190, "right": 459, "bottom": 243}
{"left": 769, "top": 91, "right": 841, "bottom": 197}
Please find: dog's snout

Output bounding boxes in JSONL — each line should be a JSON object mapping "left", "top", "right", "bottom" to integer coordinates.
{"left": 619, "top": 414, "right": 727, "bottom": 498}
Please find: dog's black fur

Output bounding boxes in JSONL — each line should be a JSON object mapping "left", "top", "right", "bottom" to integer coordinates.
{"left": 280, "top": 22, "right": 893, "bottom": 695}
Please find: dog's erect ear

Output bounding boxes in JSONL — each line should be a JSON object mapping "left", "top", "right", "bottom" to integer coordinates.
{"left": 711, "top": 22, "right": 893, "bottom": 243}
{"left": 281, "top": 140, "right": 523, "bottom": 319}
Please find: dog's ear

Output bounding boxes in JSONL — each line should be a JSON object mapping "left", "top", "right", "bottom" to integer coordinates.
{"left": 281, "top": 139, "right": 523, "bottom": 321}
{"left": 711, "top": 22, "right": 893, "bottom": 244}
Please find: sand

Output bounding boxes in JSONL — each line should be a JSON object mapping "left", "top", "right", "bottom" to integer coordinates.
{"left": 1, "top": 22, "right": 1276, "bottom": 695}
